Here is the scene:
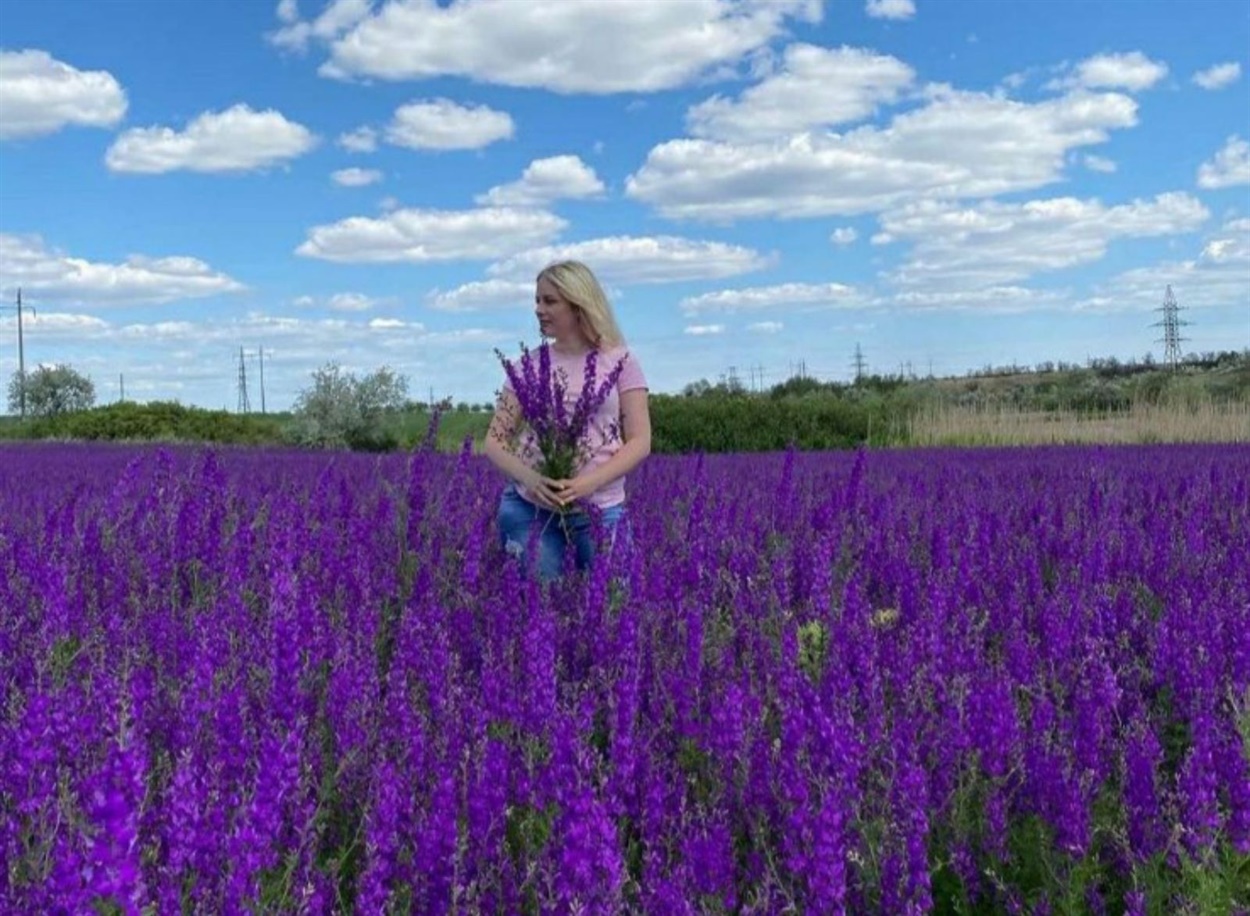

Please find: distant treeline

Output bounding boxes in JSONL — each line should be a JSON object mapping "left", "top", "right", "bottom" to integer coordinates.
{"left": 2, "top": 350, "right": 1246, "bottom": 453}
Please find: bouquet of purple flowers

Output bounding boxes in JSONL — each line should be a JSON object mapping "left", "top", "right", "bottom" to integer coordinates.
{"left": 494, "top": 343, "right": 627, "bottom": 509}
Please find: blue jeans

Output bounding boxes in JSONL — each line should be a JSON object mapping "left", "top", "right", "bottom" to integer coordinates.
{"left": 497, "top": 484, "right": 628, "bottom": 582}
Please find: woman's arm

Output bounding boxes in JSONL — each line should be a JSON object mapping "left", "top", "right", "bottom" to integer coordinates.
{"left": 483, "top": 389, "right": 564, "bottom": 509}
{"left": 561, "top": 387, "right": 651, "bottom": 500}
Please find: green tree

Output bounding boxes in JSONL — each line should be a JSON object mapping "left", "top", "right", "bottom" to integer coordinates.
{"left": 7, "top": 365, "right": 96, "bottom": 418}
{"left": 287, "top": 362, "right": 409, "bottom": 450}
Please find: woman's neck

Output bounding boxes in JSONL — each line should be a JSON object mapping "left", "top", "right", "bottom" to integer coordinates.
{"left": 549, "top": 336, "right": 593, "bottom": 355}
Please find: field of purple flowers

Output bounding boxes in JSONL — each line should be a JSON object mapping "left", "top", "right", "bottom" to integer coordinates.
{"left": 2, "top": 440, "right": 1248, "bottom": 914}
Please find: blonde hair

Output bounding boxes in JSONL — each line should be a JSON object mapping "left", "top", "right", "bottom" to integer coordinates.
{"left": 537, "top": 260, "right": 624, "bottom": 349}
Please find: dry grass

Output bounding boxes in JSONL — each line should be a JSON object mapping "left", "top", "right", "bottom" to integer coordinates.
{"left": 905, "top": 400, "right": 1250, "bottom": 447}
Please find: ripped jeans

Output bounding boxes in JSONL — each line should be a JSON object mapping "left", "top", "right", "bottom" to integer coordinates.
{"left": 497, "top": 484, "right": 628, "bottom": 582}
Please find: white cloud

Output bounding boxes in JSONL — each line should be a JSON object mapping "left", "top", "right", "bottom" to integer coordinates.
{"left": 384, "top": 98, "right": 514, "bottom": 151}
{"left": 283, "top": 0, "right": 821, "bottom": 93}
{"left": 881, "top": 192, "right": 1210, "bottom": 289}
{"left": 1084, "top": 154, "right": 1116, "bottom": 173}
{"left": 475, "top": 155, "right": 606, "bottom": 206}
{"left": 295, "top": 207, "right": 567, "bottom": 263}
{"left": 686, "top": 44, "right": 915, "bottom": 141}
{"left": 748, "top": 320, "right": 784, "bottom": 333}
{"left": 487, "top": 236, "right": 773, "bottom": 284}
{"left": 684, "top": 324, "right": 726, "bottom": 335}
{"left": 2, "top": 311, "right": 111, "bottom": 334}
{"left": 1077, "top": 216, "right": 1250, "bottom": 311}
{"left": 332, "top": 167, "right": 383, "bottom": 186}
{"left": 831, "top": 227, "right": 858, "bottom": 245}
{"left": 327, "top": 292, "right": 382, "bottom": 311}
{"left": 1052, "top": 51, "right": 1168, "bottom": 92}
{"left": 0, "top": 233, "right": 246, "bottom": 305}
{"left": 1197, "top": 135, "right": 1250, "bottom": 189}
{"left": 337, "top": 126, "right": 378, "bottom": 152}
{"left": 105, "top": 104, "right": 316, "bottom": 173}
{"left": 681, "top": 281, "right": 859, "bottom": 313}
{"left": 865, "top": 0, "right": 916, "bottom": 21}
{"left": 367, "top": 317, "right": 409, "bottom": 330}
{"left": 425, "top": 279, "right": 534, "bottom": 312}
{"left": 0, "top": 49, "right": 127, "bottom": 139}
{"left": 889, "top": 286, "right": 1067, "bottom": 312}
{"left": 268, "top": 0, "right": 373, "bottom": 52}
{"left": 1192, "top": 62, "right": 1241, "bottom": 91}
{"left": 627, "top": 87, "right": 1139, "bottom": 221}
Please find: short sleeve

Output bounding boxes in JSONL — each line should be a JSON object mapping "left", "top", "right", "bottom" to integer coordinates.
{"left": 616, "top": 348, "right": 648, "bottom": 393}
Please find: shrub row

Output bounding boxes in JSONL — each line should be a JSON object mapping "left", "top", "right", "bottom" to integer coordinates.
{"left": 5, "top": 401, "right": 284, "bottom": 445}
{"left": 649, "top": 393, "right": 877, "bottom": 452}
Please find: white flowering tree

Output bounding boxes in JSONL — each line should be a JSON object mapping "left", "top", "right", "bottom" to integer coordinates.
{"left": 287, "top": 362, "right": 409, "bottom": 450}
{"left": 6, "top": 365, "right": 96, "bottom": 418}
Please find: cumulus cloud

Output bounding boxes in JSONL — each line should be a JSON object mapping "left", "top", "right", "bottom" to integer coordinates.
{"left": 385, "top": 98, "right": 514, "bottom": 151}
{"left": 748, "top": 320, "right": 784, "bottom": 333}
{"left": 681, "top": 281, "right": 859, "bottom": 313}
{"left": 1192, "top": 61, "right": 1241, "bottom": 90}
{"left": 327, "top": 292, "right": 386, "bottom": 311}
{"left": 1050, "top": 51, "right": 1168, "bottom": 92}
{"left": 686, "top": 44, "right": 915, "bottom": 141}
{"left": 1084, "top": 154, "right": 1117, "bottom": 173}
{"left": 1197, "top": 135, "right": 1250, "bottom": 189}
{"left": 888, "top": 286, "right": 1067, "bottom": 312}
{"left": 880, "top": 191, "right": 1210, "bottom": 289}
{"left": 476, "top": 156, "right": 606, "bottom": 207}
{"left": 425, "top": 279, "right": 534, "bottom": 312}
{"left": 105, "top": 104, "right": 316, "bottom": 173}
{"left": 487, "top": 236, "right": 773, "bottom": 284}
{"left": 337, "top": 126, "right": 378, "bottom": 152}
{"left": 3, "top": 311, "right": 110, "bottom": 333}
{"left": 274, "top": 0, "right": 822, "bottom": 93}
{"left": 865, "top": 0, "right": 916, "bottom": 21}
{"left": 831, "top": 227, "right": 858, "bottom": 245}
{"left": 268, "top": 0, "right": 372, "bottom": 52}
{"left": 295, "top": 207, "right": 567, "bottom": 263}
{"left": 1076, "top": 216, "right": 1250, "bottom": 311}
{"left": 684, "top": 324, "right": 726, "bottom": 335}
{"left": 0, "top": 49, "right": 127, "bottom": 139}
{"left": 627, "top": 86, "right": 1139, "bottom": 221}
{"left": 332, "top": 167, "right": 383, "bottom": 187}
{"left": 0, "top": 232, "right": 246, "bottom": 305}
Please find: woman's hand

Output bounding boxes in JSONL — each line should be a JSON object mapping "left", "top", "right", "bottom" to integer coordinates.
{"left": 551, "top": 475, "right": 598, "bottom": 508}
{"left": 521, "top": 470, "right": 565, "bottom": 510}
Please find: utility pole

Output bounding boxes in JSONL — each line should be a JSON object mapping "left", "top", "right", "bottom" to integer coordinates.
{"left": 236, "top": 346, "right": 251, "bottom": 414}
{"left": 753, "top": 363, "right": 765, "bottom": 392}
{"left": 1153, "top": 285, "right": 1188, "bottom": 371}
{"left": 256, "top": 345, "right": 267, "bottom": 414}
{"left": 119, "top": 373, "right": 124, "bottom": 402}
{"left": 851, "top": 343, "right": 866, "bottom": 384}
{"left": 2, "top": 288, "right": 35, "bottom": 419}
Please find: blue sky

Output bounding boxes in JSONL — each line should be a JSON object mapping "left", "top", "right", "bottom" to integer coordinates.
{"left": 1, "top": 0, "right": 1247, "bottom": 411}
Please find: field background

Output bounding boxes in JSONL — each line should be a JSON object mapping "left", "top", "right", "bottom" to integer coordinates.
{"left": 1, "top": 350, "right": 1245, "bottom": 451}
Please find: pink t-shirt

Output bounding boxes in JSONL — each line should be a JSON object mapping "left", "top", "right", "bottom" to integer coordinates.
{"left": 502, "top": 344, "right": 648, "bottom": 509}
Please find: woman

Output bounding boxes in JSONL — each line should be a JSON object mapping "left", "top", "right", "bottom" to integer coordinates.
{"left": 484, "top": 260, "right": 651, "bottom": 581}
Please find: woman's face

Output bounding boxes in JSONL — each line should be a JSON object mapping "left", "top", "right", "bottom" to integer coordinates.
{"left": 535, "top": 276, "right": 583, "bottom": 345}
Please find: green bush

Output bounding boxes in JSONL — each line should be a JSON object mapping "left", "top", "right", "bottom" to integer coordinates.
{"left": 650, "top": 393, "right": 872, "bottom": 452}
{"left": 15, "top": 401, "right": 283, "bottom": 444}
